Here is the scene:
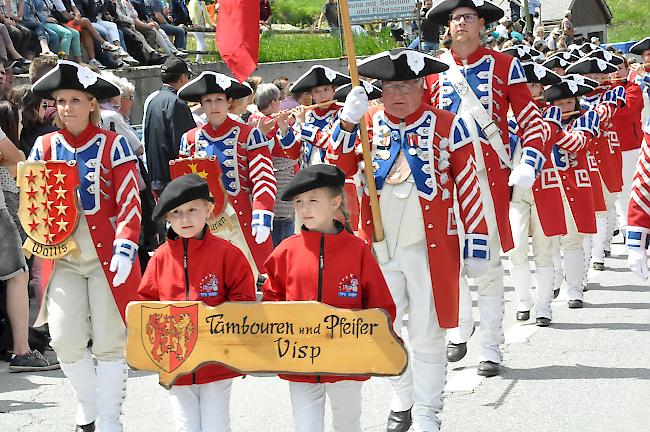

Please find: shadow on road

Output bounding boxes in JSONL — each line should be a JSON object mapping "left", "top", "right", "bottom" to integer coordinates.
{"left": 551, "top": 322, "right": 650, "bottom": 331}
{"left": 500, "top": 364, "right": 650, "bottom": 381}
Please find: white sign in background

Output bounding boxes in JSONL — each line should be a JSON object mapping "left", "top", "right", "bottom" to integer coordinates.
{"left": 348, "top": 0, "right": 417, "bottom": 24}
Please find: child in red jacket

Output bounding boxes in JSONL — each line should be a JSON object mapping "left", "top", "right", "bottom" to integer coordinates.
{"left": 262, "top": 164, "right": 397, "bottom": 432}
{"left": 138, "top": 174, "right": 256, "bottom": 432}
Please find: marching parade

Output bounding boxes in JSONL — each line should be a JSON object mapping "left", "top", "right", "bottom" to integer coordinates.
{"left": 1, "top": 0, "right": 650, "bottom": 431}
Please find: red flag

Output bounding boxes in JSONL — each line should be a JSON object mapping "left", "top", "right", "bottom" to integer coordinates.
{"left": 216, "top": 0, "right": 260, "bottom": 82}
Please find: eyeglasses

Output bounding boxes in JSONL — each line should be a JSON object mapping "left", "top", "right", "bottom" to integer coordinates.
{"left": 450, "top": 13, "right": 479, "bottom": 23}
{"left": 382, "top": 81, "right": 421, "bottom": 93}
{"left": 122, "top": 95, "right": 134, "bottom": 100}
{"left": 41, "top": 101, "right": 54, "bottom": 110}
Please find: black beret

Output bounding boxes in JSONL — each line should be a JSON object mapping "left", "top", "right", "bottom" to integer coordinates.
{"left": 630, "top": 37, "right": 650, "bottom": 55}
{"left": 281, "top": 164, "right": 345, "bottom": 201}
{"left": 357, "top": 48, "right": 448, "bottom": 81}
{"left": 426, "top": 0, "right": 504, "bottom": 26}
{"left": 152, "top": 174, "right": 211, "bottom": 220}
{"left": 32, "top": 60, "right": 120, "bottom": 100}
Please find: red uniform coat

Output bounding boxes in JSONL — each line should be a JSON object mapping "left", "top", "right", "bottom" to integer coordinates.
{"left": 31, "top": 125, "right": 142, "bottom": 321}
{"left": 262, "top": 225, "right": 397, "bottom": 383}
{"left": 628, "top": 139, "right": 650, "bottom": 229}
{"left": 612, "top": 79, "right": 644, "bottom": 152}
{"left": 327, "top": 104, "right": 489, "bottom": 328}
{"left": 138, "top": 228, "right": 256, "bottom": 385}
{"left": 426, "top": 46, "right": 547, "bottom": 252}
{"left": 180, "top": 118, "right": 277, "bottom": 272}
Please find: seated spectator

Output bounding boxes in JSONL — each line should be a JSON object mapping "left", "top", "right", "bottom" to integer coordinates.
{"left": 45, "top": 0, "right": 121, "bottom": 68}
{"left": 41, "top": 0, "right": 84, "bottom": 63}
{"left": 511, "top": 22, "right": 524, "bottom": 42}
{"left": 187, "top": 0, "right": 213, "bottom": 62}
{"left": 27, "top": 55, "right": 57, "bottom": 83}
{"left": 129, "top": 0, "right": 186, "bottom": 56}
{"left": 74, "top": 0, "right": 132, "bottom": 60}
{"left": 18, "top": 0, "right": 58, "bottom": 56}
{"left": 117, "top": 76, "right": 136, "bottom": 122}
{"left": 273, "top": 76, "right": 289, "bottom": 101}
{"left": 0, "top": 0, "right": 31, "bottom": 59}
{"left": 494, "top": 16, "right": 510, "bottom": 39}
{"left": 112, "top": 0, "right": 167, "bottom": 65}
{"left": 145, "top": 0, "right": 187, "bottom": 51}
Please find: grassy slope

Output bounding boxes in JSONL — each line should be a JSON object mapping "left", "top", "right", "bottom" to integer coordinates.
{"left": 607, "top": 0, "right": 650, "bottom": 43}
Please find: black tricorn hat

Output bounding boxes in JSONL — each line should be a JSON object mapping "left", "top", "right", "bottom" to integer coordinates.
{"left": 32, "top": 60, "right": 120, "bottom": 100}
{"left": 565, "top": 57, "right": 617, "bottom": 75}
{"left": 578, "top": 43, "right": 601, "bottom": 54}
{"left": 522, "top": 62, "right": 562, "bottom": 86}
{"left": 288, "top": 65, "right": 351, "bottom": 93}
{"left": 357, "top": 49, "right": 448, "bottom": 81}
{"left": 586, "top": 49, "right": 624, "bottom": 65}
{"left": 630, "top": 37, "right": 650, "bottom": 55}
{"left": 152, "top": 174, "right": 212, "bottom": 220}
{"left": 178, "top": 71, "right": 252, "bottom": 102}
{"left": 542, "top": 53, "right": 581, "bottom": 70}
{"left": 281, "top": 164, "right": 345, "bottom": 201}
{"left": 334, "top": 81, "right": 382, "bottom": 103}
{"left": 564, "top": 74, "right": 599, "bottom": 89}
{"left": 426, "top": 0, "right": 504, "bottom": 26}
{"left": 544, "top": 78, "right": 595, "bottom": 102}
{"left": 501, "top": 45, "right": 542, "bottom": 62}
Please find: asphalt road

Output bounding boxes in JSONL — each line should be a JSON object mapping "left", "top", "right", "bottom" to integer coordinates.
{"left": 1, "top": 235, "right": 649, "bottom": 431}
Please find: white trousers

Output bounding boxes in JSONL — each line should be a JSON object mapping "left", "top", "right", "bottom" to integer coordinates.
{"left": 592, "top": 180, "right": 619, "bottom": 261}
{"left": 168, "top": 379, "right": 233, "bottom": 432}
{"left": 192, "top": 32, "right": 206, "bottom": 61}
{"left": 616, "top": 148, "right": 641, "bottom": 230}
{"left": 93, "top": 20, "right": 120, "bottom": 43}
{"left": 559, "top": 199, "right": 586, "bottom": 301}
{"left": 289, "top": 380, "right": 362, "bottom": 432}
{"left": 45, "top": 217, "right": 125, "bottom": 363}
{"left": 381, "top": 240, "right": 446, "bottom": 431}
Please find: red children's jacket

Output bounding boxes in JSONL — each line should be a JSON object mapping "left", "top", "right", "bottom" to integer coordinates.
{"left": 262, "top": 223, "right": 397, "bottom": 383}
{"left": 138, "top": 227, "right": 257, "bottom": 385}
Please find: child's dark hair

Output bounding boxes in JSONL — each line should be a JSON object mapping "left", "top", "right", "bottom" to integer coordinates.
{"left": 328, "top": 185, "right": 354, "bottom": 233}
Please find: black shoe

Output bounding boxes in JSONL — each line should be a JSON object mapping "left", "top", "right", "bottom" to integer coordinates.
{"left": 593, "top": 262, "right": 605, "bottom": 271}
{"left": 613, "top": 229, "right": 620, "bottom": 237}
{"left": 75, "top": 422, "right": 95, "bottom": 431}
{"left": 604, "top": 249, "right": 611, "bottom": 257}
{"left": 148, "top": 53, "right": 167, "bottom": 65}
{"left": 446, "top": 341, "right": 467, "bottom": 362}
{"left": 535, "top": 317, "right": 551, "bottom": 327}
{"left": 477, "top": 361, "right": 501, "bottom": 377}
{"left": 516, "top": 310, "right": 530, "bottom": 321}
{"left": 386, "top": 408, "right": 412, "bottom": 432}
{"left": 9, "top": 350, "right": 60, "bottom": 372}
{"left": 583, "top": 284, "right": 589, "bottom": 292}
{"left": 568, "top": 299, "right": 583, "bottom": 309}
{"left": 553, "top": 288, "right": 560, "bottom": 299}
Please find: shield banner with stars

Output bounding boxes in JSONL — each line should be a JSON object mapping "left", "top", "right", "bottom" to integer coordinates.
{"left": 17, "top": 160, "right": 80, "bottom": 259}
{"left": 169, "top": 157, "right": 228, "bottom": 217}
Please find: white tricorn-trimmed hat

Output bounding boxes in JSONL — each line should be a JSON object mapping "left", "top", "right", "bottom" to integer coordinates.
{"left": 177, "top": 71, "right": 252, "bottom": 102}
{"left": 357, "top": 49, "right": 448, "bottom": 81}
{"left": 288, "top": 65, "right": 351, "bottom": 93}
{"left": 32, "top": 60, "right": 120, "bottom": 100}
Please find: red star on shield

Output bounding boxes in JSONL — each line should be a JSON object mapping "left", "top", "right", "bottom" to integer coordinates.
{"left": 27, "top": 202, "right": 39, "bottom": 216}
{"left": 26, "top": 170, "right": 37, "bottom": 185}
{"left": 26, "top": 188, "right": 38, "bottom": 201}
{"left": 28, "top": 219, "right": 40, "bottom": 233}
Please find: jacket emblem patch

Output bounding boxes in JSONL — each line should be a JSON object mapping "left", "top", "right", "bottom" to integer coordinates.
{"left": 338, "top": 274, "right": 359, "bottom": 298}
{"left": 199, "top": 274, "right": 219, "bottom": 297}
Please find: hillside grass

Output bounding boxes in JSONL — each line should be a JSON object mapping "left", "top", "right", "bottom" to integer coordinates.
{"left": 273, "top": 0, "right": 323, "bottom": 27}
{"left": 607, "top": 0, "right": 650, "bottom": 43}
{"left": 187, "top": 30, "right": 397, "bottom": 63}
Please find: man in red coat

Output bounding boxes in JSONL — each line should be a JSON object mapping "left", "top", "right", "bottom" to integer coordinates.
{"left": 328, "top": 48, "right": 489, "bottom": 432}
{"left": 425, "top": 0, "right": 547, "bottom": 377}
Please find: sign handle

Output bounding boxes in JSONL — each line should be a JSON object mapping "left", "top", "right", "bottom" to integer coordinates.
{"left": 337, "top": 0, "right": 385, "bottom": 242}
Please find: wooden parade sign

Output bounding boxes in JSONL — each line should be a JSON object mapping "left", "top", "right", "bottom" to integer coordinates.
{"left": 126, "top": 301, "right": 407, "bottom": 389}
{"left": 17, "top": 160, "right": 81, "bottom": 259}
{"left": 169, "top": 157, "right": 236, "bottom": 234}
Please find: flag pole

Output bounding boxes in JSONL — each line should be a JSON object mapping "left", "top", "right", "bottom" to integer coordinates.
{"left": 337, "top": 0, "right": 385, "bottom": 242}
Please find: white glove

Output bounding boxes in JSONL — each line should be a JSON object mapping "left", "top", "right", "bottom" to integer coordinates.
{"left": 508, "top": 163, "right": 536, "bottom": 187}
{"left": 339, "top": 86, "right": 369, "bottom": 124}
{"left": 252, "top": 224, "right": 271, "bottom": 244}
{"left": 627, "top": 248, "right": 649, "bottom": 280}
{"left": 464, "top": 258, "right": 490, "bottom": 278}
{"left": 110, "top": 254, "right": 133, "bottom": 287}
